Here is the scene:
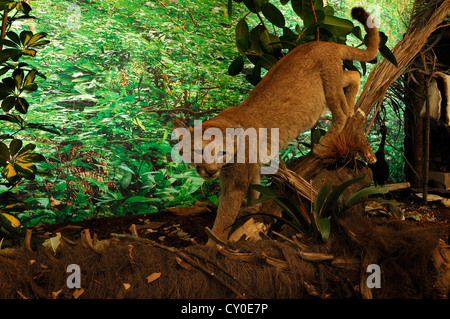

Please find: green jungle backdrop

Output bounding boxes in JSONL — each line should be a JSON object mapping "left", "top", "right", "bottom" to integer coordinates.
{"left": 0, "top": 0, "right": 413, "bottom": 227}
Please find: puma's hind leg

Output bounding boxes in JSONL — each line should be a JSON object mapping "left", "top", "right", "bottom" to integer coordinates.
{"left": 342, "top": 70, "right": 360, "bottom": 116}
{"left": 313, "top": 87, "right": 349, "bottom": 157}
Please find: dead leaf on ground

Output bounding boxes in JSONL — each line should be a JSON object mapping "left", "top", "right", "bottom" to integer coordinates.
{"left": 42, "top": 233, "right": 62, "bottom": 254}
{"left": 52, "top": 289, "right": 62, "bottom": 299}
{"left": 73, "top": 288, "right": 84, "bottom": 299}
{"left": 146, "top": 272, "right": 161, "bottom": 284}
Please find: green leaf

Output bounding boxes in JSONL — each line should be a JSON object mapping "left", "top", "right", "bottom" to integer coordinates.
{"left": 5, "top": 31, "right": 20, "bottom": 44}
{"left": 291, "top": 0, "right": 308, "bottom": 18}
{"left": 15, "top": 97, "right": 29, "bottom": 114}
{"left": 248, "top": 26, "right": 263, "bottom": 55}
{"left": 261, "top": 3, "right": 285, "bottom": 28}
{"left": 320, "top": 174, "right": 366, "bottom": 217}
{"left": 0, "top": 113, "right": 23, "bottom": 125}
{"left": 351, "top": 26, "right": 362, "bottom": 40}
{"left": 124, "top": 196, "right": 156, "bottom": 204}
{"left": 9, "top": 139, "right": 22, "bottom": 157}
{"left": 119, "top": 172, "right": 132, "bottom": 189}
{"left": 243, "top": 0, "right": 267, "bottom": 13}
{"left": 313, "top": 184, "right": 332, "bottom": 216}
{"left": 250, "top": 184, "right": 279, "bottom": 203}
{"left": 1, "top": 96, "right": 16, "bottom": 112}
{"left": 379, "top": 44, "right": 398, "bottom": 67}
{"left": 259, "top": 53, "right": 277, "bottom": 70}
{"left": 23, "top": 69, "right": 37, "bottom": 91}
{"left": 228, "top": 55, "right": 244, "bottom": 76}
{"left": 2, "top": 163, "right": 16, "bottom": 181}
{"left": 17, "top": 152, "right": 45, "bottom": 163}
{"left": 17, "top": 143, "right": 36, "bottom": 156}
{"left": 291, "top": 0, "right": 323, "bottom": 19}
{"left": 235, "top": 17, "right": 249, "bottom": 54}
{"left": 12, "top": 68, "right": 24, "bottom": 90}
{"left": 322, "top": 15, "right": 354, "bottom": 36}
{"left": 259, "top": 30, "right": 281, "bottom": 56}
{"left": 316, "top": 217, "right": 331, "bottom": 242}
{"left": 13, "top": 162, "right": 36, "bottom": 179}
{"left": 0, "top": 142, "right": 9, "bottom": 166}
{"left": 344, "top": 186, "right": 390, "bottom": 207}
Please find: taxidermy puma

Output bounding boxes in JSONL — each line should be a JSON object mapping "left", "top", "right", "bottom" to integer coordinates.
{"left": 173, "top": 7, "right": 380, "bottom": 244}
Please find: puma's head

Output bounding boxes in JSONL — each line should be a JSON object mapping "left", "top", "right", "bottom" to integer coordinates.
{"left": 172, "top": 119, "right": 231, "bottom": 181}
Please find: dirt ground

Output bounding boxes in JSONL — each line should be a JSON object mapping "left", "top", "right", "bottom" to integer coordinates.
{"left": 0, "top": 188, "right": 449, "bottom": 300}
{"left": 38, "top": 189, "right": 449, "bottom": 248}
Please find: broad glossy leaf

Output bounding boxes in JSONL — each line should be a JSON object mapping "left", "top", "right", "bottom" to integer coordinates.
{"left": 320, "top": 174, "right": 366, "bottom": 217}
{"left": 17, "top": 143, "right": 36, "bottom": 156}
{"left": 23, "top": 32, "right": 48, "bottom": 47}
{"left": 344, "top": 186, "right": 389, "bottom": 207}
{"left": 243, "top": 0, "right": 267, "bottom": 13}
{"left": 5, "top": 31, "right": 20, "bottom": 44}
{"left": 291, "top": 0, "right": 323, "bottom": 19}
{"left": 316, "top": 217, "right": 331, "bottom": 242}
{"left": 21, "top": 48, "right": 36, "bottom": 57}
{"left": 352, "top": 26, "right": 362, "bottom": 40}
{"left": 0, "top": 48, "right": 21, "bottom": 61}
{"left": 0, "top": 39, "right": 18, "bottom": 48}
{"left": 259, "top": 30, "right": 281, "bottom": 56}
{"left": 0, "top": 0, "right": 31, "bottom": 14}
{"left": 12, "top": 68, "right": 24, "bottom": 90}
{"left": 17, "top": 152, "right": 45, "bottom": 163}
{"left": 235, "top": 18, "right": 249, "bottom": 54}
{"left": 15, "top": 97, "right": 29, "bottom": 114}
{"left": 379, "top": 44, "right": 398, "bottom": 67}
{"left": 261, "top": 3, "right": 285, "bottom": 28}
{"left": 228, "top": 55, "right": 244, "bottom": 76}
{"left": 259, "top": 53, "right": 278, "bottom": 70}
{"left": 23, "top": 69, "right": 37, "bottom": 91}
{"left": 248, "top": 26, "right": 263, "bottom": 55}
{"left": 14, "top": 162, "right": 36, "bottom": 179}
{"left": 0, "top": 77, "right": 15, "bottom": 98}
{"left": 0, "top": 142, "right": 9, "bottom": 166}
{"left": 9, "top": 139, "right": 22, "bottom": 157}
{"left": 323, "top": 15, "right": 354, "bottom": 36}
{"left": 15, "top": 1, "right": 31, "bottom": 14}
{"left": 313, "top": 184, "right": 332, "bottom": 217}
{"left": 1, "top": 96, "right": 16, "bottom": 112}
{"left": 2, "top": 163, "right": 16, "bottom": 181}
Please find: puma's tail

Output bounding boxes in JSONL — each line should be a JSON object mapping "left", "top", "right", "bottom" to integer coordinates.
{"left": 337, "top": 7, "right": 380, "bottom": 62}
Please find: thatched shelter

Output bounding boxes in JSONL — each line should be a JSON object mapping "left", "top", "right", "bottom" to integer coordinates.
{"left": 352, "top": 0, "right": 450, "bottom": 192}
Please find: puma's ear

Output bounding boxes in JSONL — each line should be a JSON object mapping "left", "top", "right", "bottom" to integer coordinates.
{"left": 173, "top": 118, "right": 188, "bottom": 129}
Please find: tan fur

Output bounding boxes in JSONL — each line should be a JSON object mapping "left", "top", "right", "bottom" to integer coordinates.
{"left": 174, "top": 8, "right": 379, "bottom": 244}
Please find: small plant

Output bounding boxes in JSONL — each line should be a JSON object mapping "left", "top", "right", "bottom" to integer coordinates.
{"left": 249, "top": 174, "right": 398, "bottom": 242}
{"left": 0, "top": 0, "right": 53, "bottom": 236}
